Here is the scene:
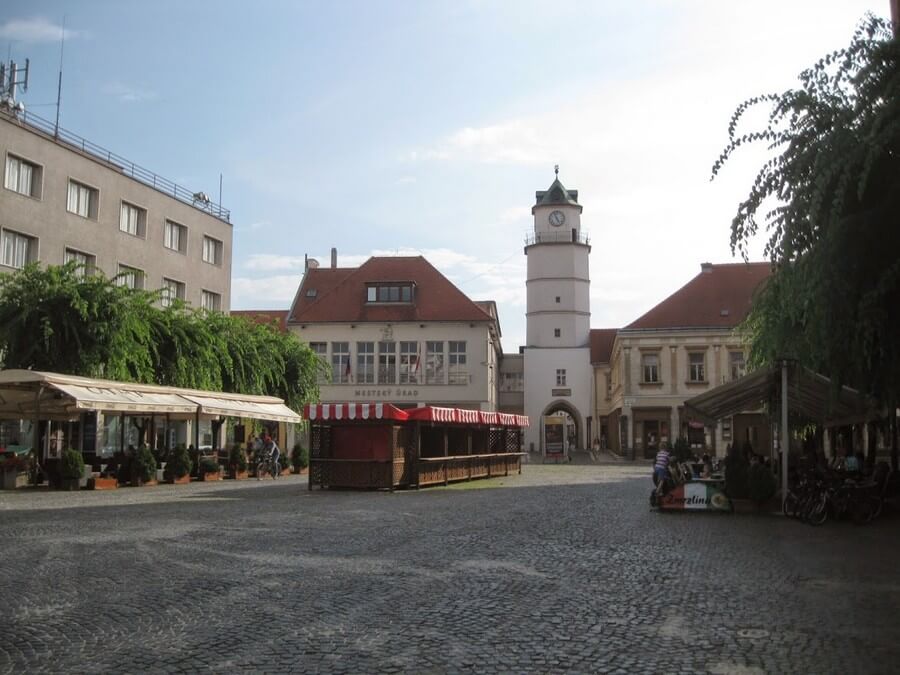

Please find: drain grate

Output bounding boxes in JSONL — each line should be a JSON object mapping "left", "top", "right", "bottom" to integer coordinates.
{"left": 737, "top": 628, "right": 770, "bottom": 639}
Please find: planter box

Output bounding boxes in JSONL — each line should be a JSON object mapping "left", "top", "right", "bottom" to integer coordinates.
{"left": 292, "top": 467, "right": 309, "bottom": 475}
{"left": 1, "top": 470, "right": 29, "bottom": 490}
{"left": 58, "top": 477, "right": 81, "bottom": 491}
{"left": 280, "top": 468, "right": 292, "bottom": 477}
{"left": 166, "top": 474, "right": 191, "bottom": 485}
{"left": 88, "top": 477, "right": 118, "bottom": 490}
{"left": 202, "top": 471, "right": 222, "bottom": 482}
{"left": 129, "top": 479, "right": 159, "bottom": 487}
{"left": 230, "top": 470, "right": 249, "bottom": 480}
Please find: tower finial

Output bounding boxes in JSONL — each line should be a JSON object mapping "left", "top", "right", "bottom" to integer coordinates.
{"left": 554, "top": 164, "right": 559, "bottom": 178}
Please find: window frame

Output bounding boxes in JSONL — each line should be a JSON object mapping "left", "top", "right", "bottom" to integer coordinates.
{"left": 67, "top": 178, "right": 99, "bottom": 220}
{"left": 331, "top": 341, "right": 351, "bottom": 384}
{"left": 729, "top": 350, "right": 746, "bottom": 380}
{"left": 119, "top": 200, "right": 147, "bottom": 238}
{"left": 356, "top": 341, "right": 375, "bottom": 384}
{"left": 200, "top": 289, "right": 222, "bottom": 312}
{"left": 309, "top": 342, "right": 328, "bottom": 384}
{"left": 378, "top": 341, "right": 396, "bottom": 385}
{"left": 553, "top": 328, "right": 561, "bottom": 338}
{"left": 201, "top": 235, "right": 224, "bottom": 266}
{"left": 64, "top": 247, "right": 96, "bottom": 277}
{"left": 399, "top": 341, "right": 419, "bottom": 384}
{"left": 641, "top": 352, "right": 660, "bottom": 384}
{"left": 160, "top": 277, "right": 186, "bottom": 308}
{"left": 448, "top": 341, "right": 467, "bottom": 385}
{"left": 4, "top": 153, "right": 42, "bottom": 199}
{"left": 556, "top": 369, "right": 567, "bottom": 386}
{"left": 425, "top": 341, "right": 445, "bottom": 385}
{"left": 365, "top": 283, "right": 415, "bottom": 304}
{"left": 116, "top": 263, "right": 145, "bottom": 290}
{"left": 164, "top": 219, "right": 188, "bottom": 254}
{"left": 0, "top": 228, "right": 38, "bottom": 269}
{"left": 688, "top": 351, "right": 707, "bottom": 383}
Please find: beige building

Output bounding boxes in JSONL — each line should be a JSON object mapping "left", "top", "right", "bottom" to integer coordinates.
{"left": 286, "top": 253, "right": 502, "bottom": 410}
{"left": 592, "top": 263, "right": 771, "bottom": 459}
{"left": 0, "top": 108, "right": 232, "bottom": 310}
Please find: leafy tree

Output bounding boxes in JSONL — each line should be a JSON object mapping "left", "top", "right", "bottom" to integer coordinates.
{"left": 0, "top": 263, "right": 323, "bottom": 412}
{"left": 712, "top": 15, "right": 900, "bottom": 408}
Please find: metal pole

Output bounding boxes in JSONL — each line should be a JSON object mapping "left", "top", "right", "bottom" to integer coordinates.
{"left": 781, "top": 361, "right": 789, "bottom": 510}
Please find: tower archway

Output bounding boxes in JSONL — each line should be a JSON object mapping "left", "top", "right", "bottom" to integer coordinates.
{"left": 540, "top": 399, "right": 584, "bottom": 456}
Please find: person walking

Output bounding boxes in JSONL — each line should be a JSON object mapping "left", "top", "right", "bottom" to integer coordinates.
{"left": 653, "top": 442, "right": 672, "bottom": 495}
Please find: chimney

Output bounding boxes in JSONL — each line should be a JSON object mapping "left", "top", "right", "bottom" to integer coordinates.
{"left": 330, "top": 247, "right": 337, "bottom": 269}
{"left": 304, "top": 253, "right": 308, "bottom": 273}
{"left": 700, "top": 262, "right": 713, "bottom": 274}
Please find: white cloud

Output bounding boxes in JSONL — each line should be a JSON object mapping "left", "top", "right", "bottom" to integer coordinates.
{"left": 0, "top": 17, "right": 84, "bottom": 43}
{"left": 395, "top": 175, "right": 417, "bottom": 185}
{"left": 102, "top": 82, "right": 157, "bottom": 103}
{"left": 231, "top": 275, "right": 302, "bottom": 308}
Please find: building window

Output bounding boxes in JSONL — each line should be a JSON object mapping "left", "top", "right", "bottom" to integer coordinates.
{"left": 356, "top": 342, "right": 375, "bottom": 384}
{"left": 556, "top": 369, "right": 567, "bottom": 386}
{"left": 1, "top": 229, "right": 37, "bottom": 269}
{"left": 310, "top": 342, "right": 328, "bottom": 384}
{"left": 65, "top": 248, "right": 95, "bottom": 277}
{"left": 4, "top": 154, "right": 41, "bottom": 198}
{"left": 161, "top": 278, "right": 185, "bottom": 308}
{"left": 554, "top": 328, "right": 561, "bottom": 338}
{"left": 448, "top": 341, "right": 467, "bottom": 384}
{"left": 500, "top": 372, "right": 524, "bottom": 392}
{"left": 116, "top": 264, "right": 144, "bottom": 290}
{"left": 425, "top": 341, "right": 444, "bottom": 384}
{"left": 555, "top": 296, "right": 560, "bottom": 303}
{"left": 331, "top": 342, "right": 350, "bottom": 384}
{"left": 119, "top": 202, "right": 146, "bottom": 237}
{"left": 202, "top": 236, "right": 223, "bottom": 266}
{"left": 400, "top": 341, "right": 419, "bottom": 384}
{"left": 366, "top": 283, "right": 414, "bottom": 303}
{"left": 641, "top": 353, "right": 660, "bottom": 383}
{"left": 201, "top": 290, "right": 221, "bottom": 312}
{"left": 730, "top": 351, "right": 746, "bottom": 380}
{"left": 689, "top": 352, "right": 706, "bottom": 382}
{"left": 164, "top": 220, "right": 187, "bottom": 253}
{"left": 722, "top": 417, "right": 732, "bottom": 441}
{"left": 67, "top": 180, "right": 98, "bottom": 219}
{"left": 378, "top": 341, "right": 396, "bottom": 384}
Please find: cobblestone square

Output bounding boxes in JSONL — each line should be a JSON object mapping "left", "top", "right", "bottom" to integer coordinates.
{"left": 1, "top": 465, "right": 899, "bottom": 674}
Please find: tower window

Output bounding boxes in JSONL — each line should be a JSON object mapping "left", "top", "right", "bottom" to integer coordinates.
{"left": 556, "top": 369, "right": 567, "bottom": 386}
{"left": 555, "top": 296, "right": 560, "bottom": 303}
{"left": 554, "top": 328, "right": 561, "bottom": 338}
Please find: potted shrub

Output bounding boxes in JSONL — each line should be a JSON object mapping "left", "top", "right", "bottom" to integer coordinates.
{"left": 748, "top": 463, "right": 778, "bottom": 511}
{"left": 163, "top": 446, "right": 192, "bottom": 484}
{"left": 59, "top": 448, "right": 85, "bottom": 491}
{"left": 130, "top": 445, "right": 158, "bottom": 486}
{"left": 291, "top": 443, "right": 309, "bottom": 474}
{"left": 671, "top": 437, "right": 691, "bottom": 463}
{"left": 199, "top": 457, "right": 222, "bottom": 481}
{"left": 228, "top": 444, "right": 248, "bottom": 479}
{"left": 724, "top": 446, "right": 751, "bottom": 511}
{"left": 1, "top": 454, "right": 31, "bottom": 490}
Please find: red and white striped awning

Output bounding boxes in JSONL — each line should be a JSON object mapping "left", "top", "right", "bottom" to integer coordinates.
{"left": 304, "top": 403, "right": 529, "bottom": 427}
{"left": 303, "top": 403, "right": 410, "bottom": 422}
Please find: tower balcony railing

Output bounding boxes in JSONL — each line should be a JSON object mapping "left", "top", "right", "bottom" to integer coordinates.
{"left": 525, "top": 230, "right": 590, "bottom": 246}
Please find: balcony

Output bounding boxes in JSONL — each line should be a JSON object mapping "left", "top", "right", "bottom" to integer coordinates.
{"left": 524, "top": 230, "right": 590, "bottom": 246}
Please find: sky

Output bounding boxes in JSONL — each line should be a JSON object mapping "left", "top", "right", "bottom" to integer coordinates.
{"left": 1, "top": 1, "right": 890, "bottom": 352}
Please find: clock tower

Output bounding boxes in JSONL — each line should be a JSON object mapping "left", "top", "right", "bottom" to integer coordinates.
{"left": 522, "top": 170, "right": 593, "bottom": 456}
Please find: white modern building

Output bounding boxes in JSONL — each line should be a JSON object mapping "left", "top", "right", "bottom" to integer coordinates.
{"left": 522, "top": 174, "right": 593, "bottom": 456}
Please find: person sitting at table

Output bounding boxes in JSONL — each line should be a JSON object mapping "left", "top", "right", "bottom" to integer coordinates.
{"left": 701, "top": 453, "right": 712, "bottom": 479}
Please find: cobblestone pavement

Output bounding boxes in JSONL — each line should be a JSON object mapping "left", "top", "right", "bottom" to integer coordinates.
{"left": 1, "top": 466, "right": 899, "bottom": 674}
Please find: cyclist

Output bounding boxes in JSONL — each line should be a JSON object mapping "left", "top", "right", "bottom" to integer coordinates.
{"left": 653, "top": 442, "right": 672, "bottom": 494}
{"left": 263, "top": 434, "right": 281, "bottom": 479}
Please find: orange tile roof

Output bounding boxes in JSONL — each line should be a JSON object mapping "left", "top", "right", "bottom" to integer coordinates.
{"left": 231, "top": 309, "right": 289, "bottom": 333}
{"left": 625, "top": 262, "right": 771, "bottom": 330}
{"left": 288, "top": 256, "right": 495, "bottom": 324}
{"left": 590, "top": 328, "right": 618, "bottom": 363}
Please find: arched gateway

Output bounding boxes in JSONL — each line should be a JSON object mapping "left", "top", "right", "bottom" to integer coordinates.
{"left": 540, "top": 399, "right": 583, "bottom": 457}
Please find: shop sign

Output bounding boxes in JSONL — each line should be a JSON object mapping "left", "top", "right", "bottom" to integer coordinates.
{"left": 551, "top": 388, "right": 571, "bottom": 397}
{"left": 353, "top": 388, "right": 419, "bottom": 399}
{"left": 544, "top": 416, "right": 565, "bottom": 455}
{"left": 660, "top": 483, "right": 731, "bottom": 511}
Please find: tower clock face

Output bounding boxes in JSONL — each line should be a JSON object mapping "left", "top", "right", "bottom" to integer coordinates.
{"left": 549, "top": 210, "right": 566, "bottom": 227}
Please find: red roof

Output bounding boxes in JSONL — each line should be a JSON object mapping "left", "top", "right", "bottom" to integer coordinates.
{"left": 231, "top": 310, "right": 289, "bottom": 333}
{"left": 289, "top": 256, "right": 494, "bottom": 324}
{"left": 590, "top": 328, "right": 618, "bottom": 363}
{"left": 626, "top": 262, "right": 770, "bottom": 330}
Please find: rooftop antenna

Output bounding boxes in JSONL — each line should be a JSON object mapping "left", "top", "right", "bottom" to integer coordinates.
{"left": 0, "top": 57, "right": 29, "bottom": 116}
{"left": 54, "top": 15, "right": 66, "bottom": 137}
{"left": 554, "top": 164, "right": 559, "bottom": 178}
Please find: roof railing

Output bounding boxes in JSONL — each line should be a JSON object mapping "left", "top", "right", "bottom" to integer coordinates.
{"left": 6, "top": 108, "right": 230, "bottom": 223}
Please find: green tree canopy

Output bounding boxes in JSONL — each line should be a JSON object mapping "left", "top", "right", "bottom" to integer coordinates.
{"left": 0, "top": 262, "right": 322, "bottom": 410}
{"left": 712, "top": 15, "right": 900, "bottom": 405}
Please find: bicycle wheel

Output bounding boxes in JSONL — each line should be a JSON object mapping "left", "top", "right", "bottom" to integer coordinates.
{"left": 783, "top": 492, "right": 799, "bottom": 518}
{"left": 805, "top": 494, "right": 828, "bottom": 526}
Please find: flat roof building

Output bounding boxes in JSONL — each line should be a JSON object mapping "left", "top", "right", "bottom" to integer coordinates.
{"left": 0, "top": 108, "right": 232, "bottom": 311}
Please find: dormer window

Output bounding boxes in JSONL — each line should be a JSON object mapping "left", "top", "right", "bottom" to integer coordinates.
{"left": 306, "top": 289, "right": 317, "bottom": 298}
{"left": 366, "top": 283, "right": 414, "bottom": 303}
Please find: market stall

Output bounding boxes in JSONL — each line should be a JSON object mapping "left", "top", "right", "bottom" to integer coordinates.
{"left": 304, "top": 403, "right": 529, "bottom": 490}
